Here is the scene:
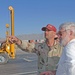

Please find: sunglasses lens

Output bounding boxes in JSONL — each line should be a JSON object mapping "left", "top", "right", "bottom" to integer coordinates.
{"left": 58, "top": 31, "right": 62, "bottom": 36}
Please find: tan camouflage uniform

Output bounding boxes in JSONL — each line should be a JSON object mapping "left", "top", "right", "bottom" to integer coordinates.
{"left": 18, "top": 40, "right": 62, "bottom": 74}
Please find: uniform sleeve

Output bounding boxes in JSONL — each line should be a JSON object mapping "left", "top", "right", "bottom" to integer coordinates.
{"left": 17, "top": 40, "right": 35, "bottom": 53}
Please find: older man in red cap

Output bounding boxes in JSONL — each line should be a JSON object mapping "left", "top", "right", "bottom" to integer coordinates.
{"left": 8, "top": 24, "right": 62, "bottom": 75}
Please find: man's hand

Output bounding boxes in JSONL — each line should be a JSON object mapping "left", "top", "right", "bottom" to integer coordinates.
{"left": 40, "top": 71, "right": 56, "bottom": 75}
{"left": 8, "top": 36, "right": 22, "bottom": 45}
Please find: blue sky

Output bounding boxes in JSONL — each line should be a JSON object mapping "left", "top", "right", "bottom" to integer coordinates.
{"left": 0, "top": 0, "right": 75, "bottom": 38}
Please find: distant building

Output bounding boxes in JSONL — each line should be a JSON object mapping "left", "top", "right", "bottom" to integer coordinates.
{"left": 17, "top": 33, "right": 45, "bottom": 43}
{"left": 0, "top": 33, "right": 45, "bottom": 43}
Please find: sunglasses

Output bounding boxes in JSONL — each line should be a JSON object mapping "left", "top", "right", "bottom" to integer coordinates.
{"left": 58, "top": 30, "right": 66, "bottom": 36}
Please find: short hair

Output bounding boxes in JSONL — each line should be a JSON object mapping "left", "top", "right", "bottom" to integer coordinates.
{"left": 59, "top": 22, "right": 75, "bottom": 35}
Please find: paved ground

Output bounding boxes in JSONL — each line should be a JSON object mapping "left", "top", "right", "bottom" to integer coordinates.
{"left": 0, "top": 49, "right": 38, "bottom": 75}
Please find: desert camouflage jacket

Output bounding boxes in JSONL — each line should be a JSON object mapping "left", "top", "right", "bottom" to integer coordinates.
{"left": 17, "top": 40, "right": 62, "bottom": 74}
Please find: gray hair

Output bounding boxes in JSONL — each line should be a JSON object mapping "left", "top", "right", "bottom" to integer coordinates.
{"left": 59, "top": 22, "right": 75, "bottom": 35}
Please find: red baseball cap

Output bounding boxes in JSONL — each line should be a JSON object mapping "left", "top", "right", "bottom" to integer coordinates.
{"left": 42, "top": 24, "right": 57, "bottom": 32}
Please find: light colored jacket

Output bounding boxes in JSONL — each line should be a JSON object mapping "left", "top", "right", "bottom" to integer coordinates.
{"left": 17, "top": 40, "right": 62, "bottom": 74}
{"left": 56, "top": 39, "right": 75, "bottom": 75}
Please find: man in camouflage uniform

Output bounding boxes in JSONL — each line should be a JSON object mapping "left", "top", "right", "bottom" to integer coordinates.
{"left": 9, "top": 24, "right": 62, "bottom": 75}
